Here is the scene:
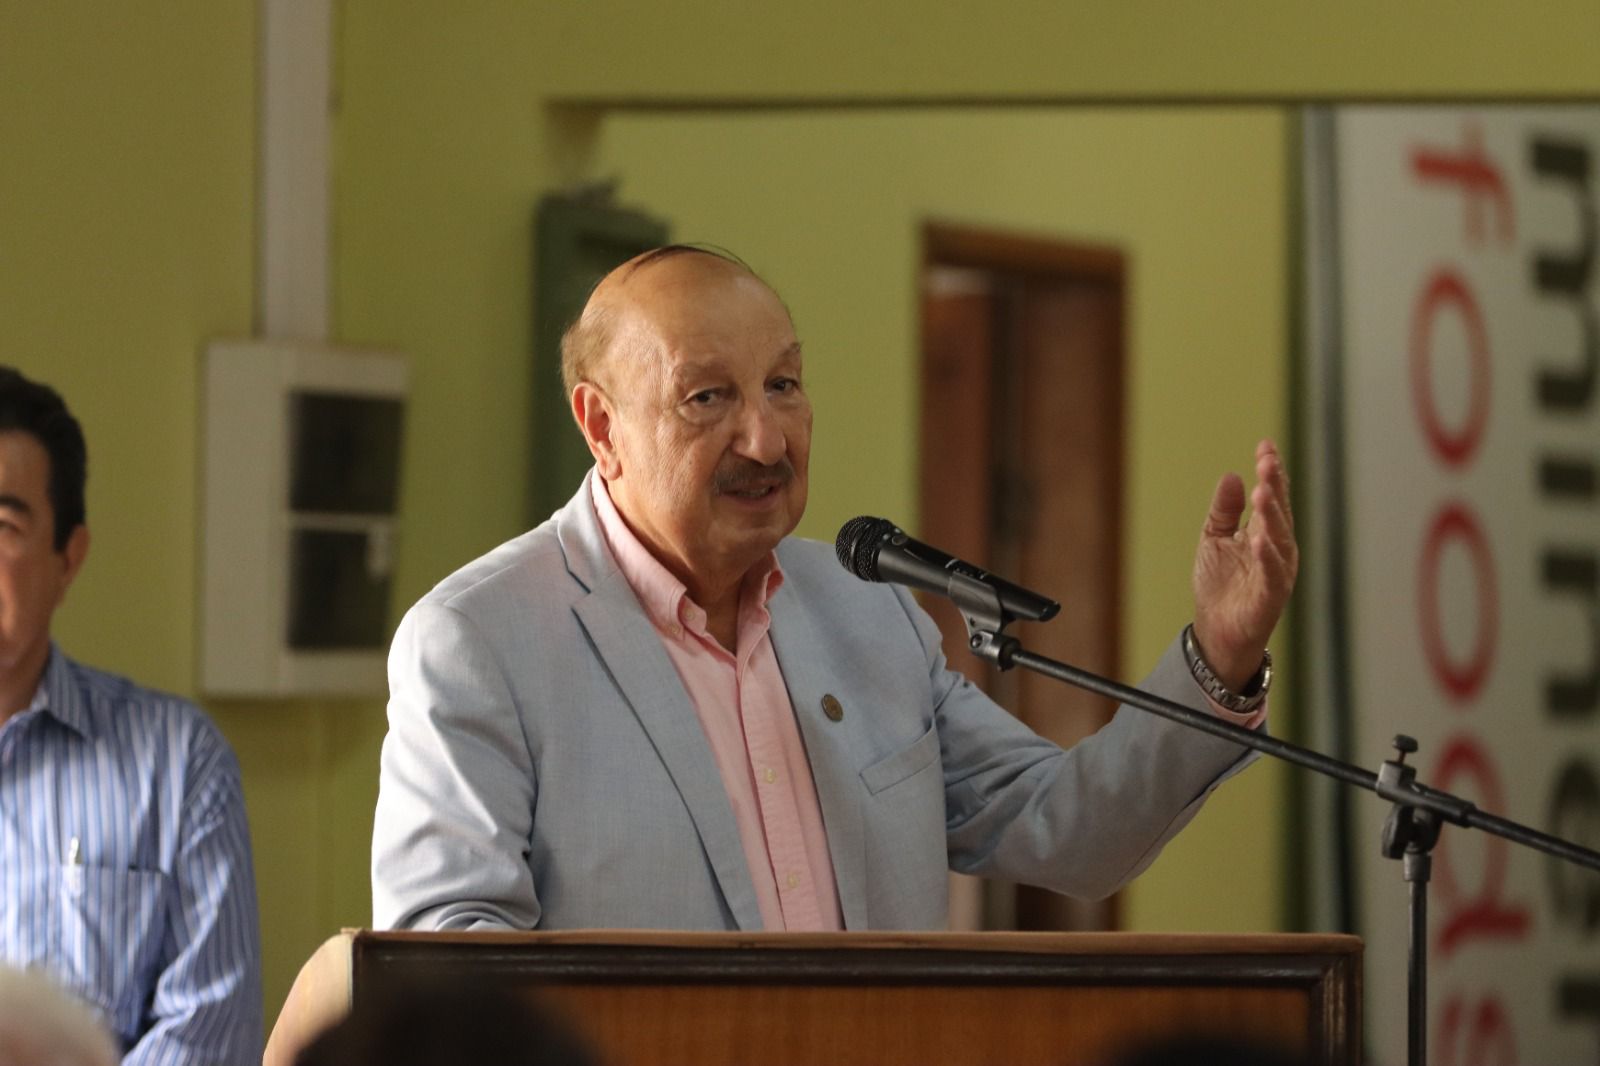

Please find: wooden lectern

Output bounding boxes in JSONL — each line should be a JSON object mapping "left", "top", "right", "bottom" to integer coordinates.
{"left": 266, "top": 930, "right": 1361, "bottom": 1065}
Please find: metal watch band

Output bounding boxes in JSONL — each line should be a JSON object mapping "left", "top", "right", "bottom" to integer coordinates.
{"left": 1181, "top": 623, "right": 1272, "bottom": 714}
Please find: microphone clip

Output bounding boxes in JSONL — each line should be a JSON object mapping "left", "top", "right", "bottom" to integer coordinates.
{"left": 947, "top": 570, "right": 1021, "bottom": 669}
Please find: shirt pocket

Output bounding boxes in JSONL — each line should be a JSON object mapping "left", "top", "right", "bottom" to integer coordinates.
{"left": 860, "top": 724, "right": 941, "bottom": 795}
{"left": 55, "top": 864, "right": 171, "bottom": 1041}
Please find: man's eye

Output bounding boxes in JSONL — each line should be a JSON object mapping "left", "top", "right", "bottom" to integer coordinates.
{"left": 688, "top": 389, "right": 720, "bottom": 405}
{"left": 770, "top": 378, "right": 800, "bottom": 394}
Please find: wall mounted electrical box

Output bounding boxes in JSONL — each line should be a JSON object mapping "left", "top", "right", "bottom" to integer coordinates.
{"left": 200, "top": 340, "right": 408, "bottom": 697}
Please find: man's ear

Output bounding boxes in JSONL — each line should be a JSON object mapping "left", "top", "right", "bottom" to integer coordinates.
{"left": 57, "top": 523, "right": 89, "bottom": 596}
{"left": 571, "top": 382, "right": 623, "bottom": 480}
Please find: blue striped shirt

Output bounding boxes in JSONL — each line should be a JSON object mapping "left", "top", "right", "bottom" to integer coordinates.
{"left": 0, "top": 647, "right": 262, "bottom": 1064}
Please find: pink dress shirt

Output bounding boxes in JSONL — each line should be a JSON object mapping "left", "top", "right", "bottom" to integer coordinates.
{"left": 593, "top": 479, "right": 844, "bottom": 931}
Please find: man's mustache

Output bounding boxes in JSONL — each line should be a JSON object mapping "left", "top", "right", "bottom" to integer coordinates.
{"left": 714, "top": 459, "right": 796, "bottom": 494}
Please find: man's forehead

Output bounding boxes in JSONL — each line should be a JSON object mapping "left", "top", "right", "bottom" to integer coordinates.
{"left": 0, "top": 432, "right": 50, "bottom": 520}
{"left": 0, "top": 431, "right": 50, "bottom": 485}
{"left": 609, "top": 264, "right": 792, "bottom": 338}
{"left": 665, "top": 342, "right": 804, "bottom": 382}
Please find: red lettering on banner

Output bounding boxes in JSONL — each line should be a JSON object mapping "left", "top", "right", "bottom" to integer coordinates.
{"left": 1410, "top": 271, "right": 1492, "bottom": 466}
{"left": 1419, "top": 503, "right": 1499, "bottom": 703}
{"left": 1403, "top": 117, "right": 1538, "bottom": 1065}
{"left": 1411, "top": 123, "right": 1515, "bottom": 246}
{"left": 1436, "top": 993, "right": 1519, "bottom": 1066}
{"left": 1434, "top": 736, "right": 1532, "bottom": 957}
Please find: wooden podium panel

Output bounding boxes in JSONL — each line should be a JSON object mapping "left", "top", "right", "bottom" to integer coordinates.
{"left": 269, "top": 930, "right": 1361, "bottom": 1066}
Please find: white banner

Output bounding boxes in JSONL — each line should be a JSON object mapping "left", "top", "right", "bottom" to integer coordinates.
{"left": 1319, "top": 106, "right": 1600, "bottom": 1065}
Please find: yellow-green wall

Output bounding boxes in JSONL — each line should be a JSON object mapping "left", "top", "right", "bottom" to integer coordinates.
{"left": 528, "top": 0, "right": 1600, "bottom": 101}
{"left": 5, "top": 0, "right": 1596, "bottom": 1033}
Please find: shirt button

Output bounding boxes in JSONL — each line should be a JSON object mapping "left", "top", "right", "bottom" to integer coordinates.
{"left": 763, "top": 767, "right": 777, "bottom": 784}
{"left": 785, "top": 872, "right": 799, "bottom": 890}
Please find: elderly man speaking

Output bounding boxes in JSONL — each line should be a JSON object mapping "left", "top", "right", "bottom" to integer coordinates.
{"left": 372, "top": 246, "right": 1297, "bottom": 932}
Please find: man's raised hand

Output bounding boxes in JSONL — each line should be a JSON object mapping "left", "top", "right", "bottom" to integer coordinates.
{"left": 1190, "top": 439, "right": 1299, "bottom": 691}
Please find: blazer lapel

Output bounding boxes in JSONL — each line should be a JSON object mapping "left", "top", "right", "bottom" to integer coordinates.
{"left": 767, "top": 589, "right": 870, "bottom": 931}
{"left": 560, "top": 476, "right": 763, "bottom": 932}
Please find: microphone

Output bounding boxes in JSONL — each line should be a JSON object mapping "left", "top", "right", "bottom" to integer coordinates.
{"left": 834, "top": 516, "right": 1060, "bottom": 623}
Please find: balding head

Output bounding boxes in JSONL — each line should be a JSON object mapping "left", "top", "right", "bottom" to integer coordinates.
{"left": 563, "top": 244, "right": 811, "bottom": 615}
{"left": 559, "top": 246, "right": 779, "bottom": 397}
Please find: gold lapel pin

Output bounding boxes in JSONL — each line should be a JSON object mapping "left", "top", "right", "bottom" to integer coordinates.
{"left": 821, "top": 694, "right": 844, "bottom": 722}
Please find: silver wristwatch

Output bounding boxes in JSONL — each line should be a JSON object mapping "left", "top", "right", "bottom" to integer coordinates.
{"left": 1182, "top": 623, "right": 1272, "bottom": 714}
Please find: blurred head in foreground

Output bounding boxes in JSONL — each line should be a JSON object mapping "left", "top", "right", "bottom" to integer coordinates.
{"left": 294, "top": 980, "right": 596, "bottom": 1066}
{"left": 0, "top": 965, "right": 117, "bottom": 1066}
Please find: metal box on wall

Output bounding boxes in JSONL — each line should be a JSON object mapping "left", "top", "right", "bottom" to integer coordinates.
{"left": 200, "top": 340, "right": 407, "bottom": 697}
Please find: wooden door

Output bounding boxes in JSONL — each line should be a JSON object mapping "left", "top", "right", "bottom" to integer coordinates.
{"left": 919, "top": 223, "right": 1126, "bottom": 931}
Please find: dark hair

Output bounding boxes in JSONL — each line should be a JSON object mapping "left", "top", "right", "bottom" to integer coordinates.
{"left": 618, "top": 242, "right": 752, "bottom": 277}
{"left": 294, "top": 980, "right": 597, "bottom": 1066}
{"left": 0, "top": 367, "right": 86, "bottom": 550}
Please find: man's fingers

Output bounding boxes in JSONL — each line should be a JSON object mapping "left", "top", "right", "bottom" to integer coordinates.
{"left": 1255, "top": 440, "right": 1294, "bottom": 532}
{"left": 1251, "top": 524, "right": 1296, "bottom": 598}
{"left": 1204, "top": 472, "right": 1248, "bottom": 539}
{"left": 1251, "top": 483, "right": 1298, "bottom": 562}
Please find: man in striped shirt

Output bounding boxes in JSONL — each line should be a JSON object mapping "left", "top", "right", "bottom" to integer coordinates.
{"left": 0, "top": 367, "right": 262, "bottom": 1064}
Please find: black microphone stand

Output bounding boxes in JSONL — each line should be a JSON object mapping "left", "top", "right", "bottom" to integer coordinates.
{"left": 944, "top": 572, "right": 1600, "bottom": 1066}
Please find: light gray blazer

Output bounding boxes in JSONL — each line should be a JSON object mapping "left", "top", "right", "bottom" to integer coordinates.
{"left": 372, "top": 473, "right": 1256, "bottom": 932}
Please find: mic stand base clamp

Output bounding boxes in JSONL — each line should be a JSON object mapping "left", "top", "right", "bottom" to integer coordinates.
{"left": 1378, "top": 734, "right": 1444, "bottom": 1066}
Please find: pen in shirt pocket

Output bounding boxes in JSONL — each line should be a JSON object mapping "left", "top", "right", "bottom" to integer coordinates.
{"left": 64, "top": 836, "right": 84, "bottom": 894}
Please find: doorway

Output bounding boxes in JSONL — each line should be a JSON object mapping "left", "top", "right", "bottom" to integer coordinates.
{"left": 919, "top": 222, "right": 1127, "bottom": 931}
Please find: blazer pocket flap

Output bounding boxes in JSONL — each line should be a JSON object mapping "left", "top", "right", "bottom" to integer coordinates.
{"left": 860, "top": 725, "right": 941, "bottom": 795}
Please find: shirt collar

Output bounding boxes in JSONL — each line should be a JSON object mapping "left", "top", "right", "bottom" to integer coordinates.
{"left": 591, "top": 475, "right": 785, "bottom": 636}
{"left": 27, "top": 645, "right": 93, "bottom": 739}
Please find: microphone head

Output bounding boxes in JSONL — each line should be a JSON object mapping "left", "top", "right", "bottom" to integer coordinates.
{"left": 834, "top": 516, "right": 896, "bottom": 581}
